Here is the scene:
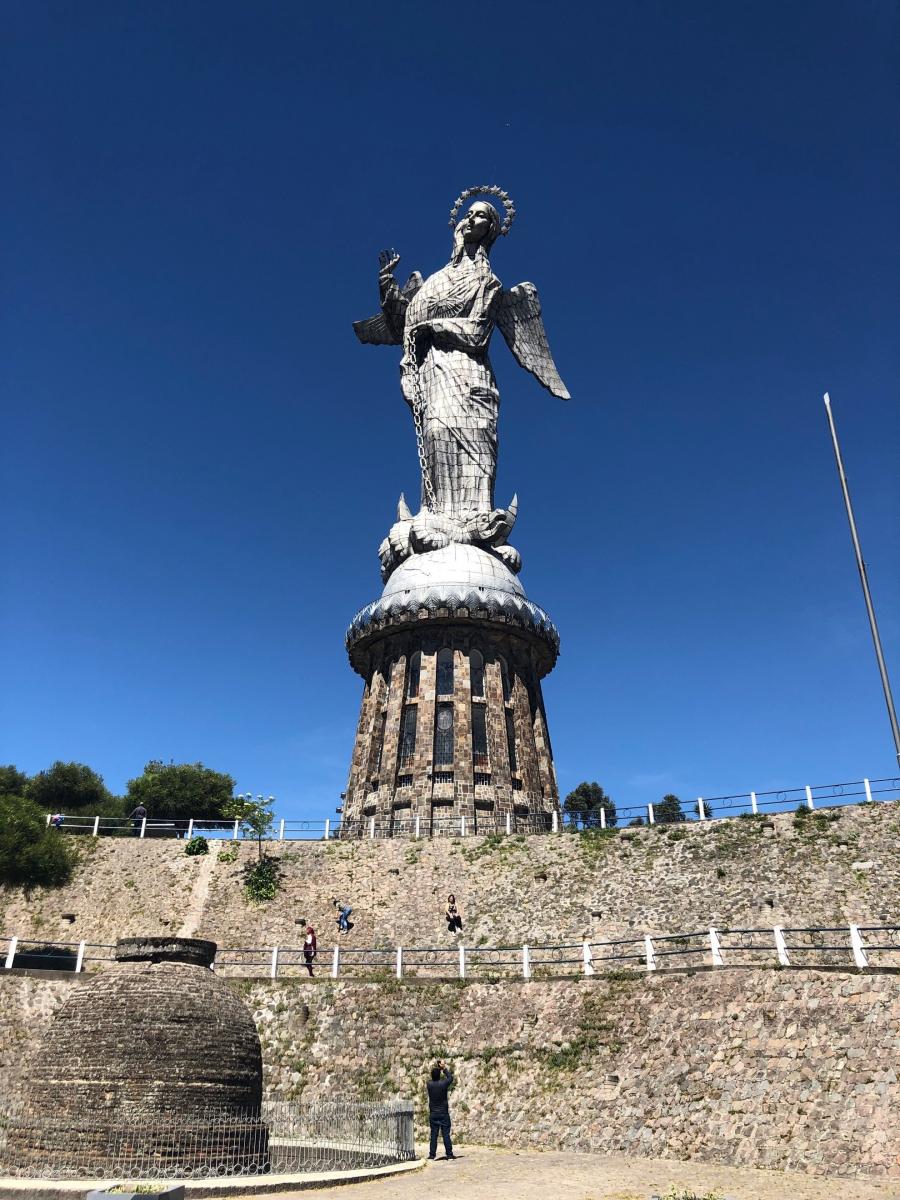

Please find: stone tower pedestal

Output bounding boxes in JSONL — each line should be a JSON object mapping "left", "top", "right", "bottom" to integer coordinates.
{"left": 343, "top": 543, "right": 560, "bottom": 836}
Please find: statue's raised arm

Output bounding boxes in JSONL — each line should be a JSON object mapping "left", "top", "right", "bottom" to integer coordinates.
{"left": 351, "top": 186, "right": 571, "bottom": 581}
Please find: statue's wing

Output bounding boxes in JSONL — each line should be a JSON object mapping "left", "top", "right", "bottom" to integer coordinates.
{"left": 495, "top": 282, "right": 570, "bottom": 400}
{"left": 352, "top": 272, "right": 423, "bottom": 345}
{"left": 352, "top": 312, "right": 399, "bottom": 345}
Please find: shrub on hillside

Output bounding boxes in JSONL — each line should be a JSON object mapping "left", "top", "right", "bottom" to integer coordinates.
{"left": 126, "top": 761, "right": 235, "bottom": 822}
{"left": 26, "top": 761, "right": 121, "bottom": 817}
{"left": 0, "top": 794, "right": 74, "bottom": 890}
{"left": 184, "top": 835, "right": 209, "bottom": 856}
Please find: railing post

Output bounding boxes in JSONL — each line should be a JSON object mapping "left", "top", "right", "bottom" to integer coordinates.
{"left": 93, "top": 815, "right": 100, "bottom": 837}
{"left": 75, "top": 941, "right": 86, "bottom": 973}
{"left": 805, "top": 785, "right": 814, "bottom": 811}
{"left": 697, "top": 797, "right": 706, "bottom": 821}
{"left": 582, "top": 941, "right": 595, "bottom": 976}
{"left": 750, "top": 791, "right": 758, "bottom": 815}
{"left": 331, "top": 945, "right": 340, "bottom": 979}
{"left": 187, "top": 819, "right": 194, "bottom": 840}
{"left": 773, "top": 926, "right": 790, "bottom": 966}
{"left": 279, "top": 819, "right": 285, "bottom": 841}
{"left": 396, "top": 946, "right": 403, "bottom": 980}
{"left": 505, "top": 811, "right": 511, "bottom": 836}
{"left": 233, "top": 819, "right": 240, "bottom": 840}
{"left": 46, "top": 813, "right": 51, "bottom": 827}
{"left": 522, "top": 945, "right": 531, "bottom": 979}
{"left": 414, "top": 814, "right": 421, "bottom": 839}
{"left": 460, "top": 815, "right": 466, "bottom": 837}
{"left": 369, "top": 816, "right": 375, "bottom": 839}
{"left": 709, "top": 927, "right": 724, "bottom": 967}
{"left": 644, "top": 934, "right": 657, "bottom": 971}
{"left": 324, "top": 818, "right": 330, "bottom": 840}
{"left": 863, "top": 778, "right": 873, "bottom": 803}
{"left": 270, "top": 946, "right": 279, "bottom": 979}
{"left": 4, "top": 937, "right": 18, "bottom": 970}
{"left": 599, "top": 806, "right": 606, "bottom": 829}
{"left": 647, "top": 804, "right": 655, "bottom": 826}
{"left": 551, "top": 810, "right": 559, "bottom": 833}
{"left": 139, "top": 817, "right": 147, "bottom": 839}
{"left": 458, "top": 944, "right": 466, "bottom": 980}
{"left": 849, "top": 924, "right": 869, "bottom": 969}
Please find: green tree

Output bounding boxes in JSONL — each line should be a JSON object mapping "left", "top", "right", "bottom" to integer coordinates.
{"left": 563, "top": 781, "right": 616, "bottom": 828}
{"left": 0, "top": 766, "right": 29, "bottom": 797}
{"left": 225, "top": 793, "right": 274, "bottom": 861}
{"left": 26, "top": 761, "right": 118, "bottom": 816}
{"left": 654, "top": 793, "right": 685, "bottom": 824}
{"left": 0, "top": 794, "right": 74, "bottom": 889}
{"left": 125, "top": 761, "right": 236, "bottom": 822}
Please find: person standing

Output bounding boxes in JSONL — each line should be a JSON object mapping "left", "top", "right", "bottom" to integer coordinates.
{"left": 426, "top": 1060, "right": 455, "bottom": 1161}
{"left": 128, "top": 803, "right": 146, "bottom": 836}
{"left": 303, "top": 925, "right": 317, "bottom": 977}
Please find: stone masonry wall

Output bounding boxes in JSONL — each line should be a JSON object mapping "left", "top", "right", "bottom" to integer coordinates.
{"left": 2, "top": 802, "right": 898, "bottom": 951}
{"left": 1, "top": 969, "right": 898, "bottom": 1178}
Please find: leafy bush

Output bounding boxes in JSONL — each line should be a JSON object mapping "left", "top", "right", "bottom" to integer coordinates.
{"left": 126, "top": 761, "right": 235, "bottom": 822}
{"left": 0, "top": 766, "right": 29, "bottom": 797}
{"left": 27, "top": 761, "right": 120, "bottom": 816}
{"left": 563, "top": 781, "right": 616, "bottom": 828}
{"left": 0, "top": 794, "right": 74, "bottom": 890}
{"left": 243, "top": 856, "right": 282, "bottom": 903}
{"left": 184, "top": 835, "right": 209, "bottom": 856}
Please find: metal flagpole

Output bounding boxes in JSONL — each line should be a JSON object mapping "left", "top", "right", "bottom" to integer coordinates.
{"left": 823, "top": 393, "right": 900, "bottom": 767}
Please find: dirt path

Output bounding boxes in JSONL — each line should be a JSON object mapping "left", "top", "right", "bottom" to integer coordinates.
{"left": 176, "top": 849, "right": 215, "bottom": 939}
{"left": 254, "top": 1145, "right": 900, "bottom": 1200}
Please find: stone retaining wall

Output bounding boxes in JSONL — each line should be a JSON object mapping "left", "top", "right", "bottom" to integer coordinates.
{"left": 1, "top": 802, "right": 898, "bottom": 951}
{"left": 1, "top": 969, "right": 897, "bottom": 1179}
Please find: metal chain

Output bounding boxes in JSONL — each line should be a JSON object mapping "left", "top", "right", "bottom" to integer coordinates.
{"left": 405, "top": 327, "right": 438, "bottom": 512}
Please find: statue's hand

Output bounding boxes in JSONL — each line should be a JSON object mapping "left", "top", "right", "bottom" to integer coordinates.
{"left": 378, "top": 248, "right": 401, "bottom": 280}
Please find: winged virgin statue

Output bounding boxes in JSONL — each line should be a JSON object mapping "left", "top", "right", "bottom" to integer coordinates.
{"left": 353, "top": 187, "right": 569, "bottom": 580}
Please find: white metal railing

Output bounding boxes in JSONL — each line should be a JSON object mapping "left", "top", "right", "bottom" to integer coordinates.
{"left": 3, "top": 924, "right": 896, "bottom": 980}
{"left": 41, "top": 775, "right": 900, "bottom": 843}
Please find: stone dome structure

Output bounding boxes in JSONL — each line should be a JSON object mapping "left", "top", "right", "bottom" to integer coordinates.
{"left": 5, "top": 937, "right": 268, "bottom": 1176}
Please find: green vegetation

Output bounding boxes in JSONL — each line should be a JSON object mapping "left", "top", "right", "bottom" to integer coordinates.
{"left": 184, "top": 835, "right": 209, "bottom": 856}
{"left": 654, "top": 794, "right": 686, "bottom": 824}
{"left": 225, "top": 793, "right": 274, "bottom": 861}
{"left": 0, "top": 793, "right": 74, "bottom": 890}
{"left": 126, "top": 760, "right": 235, "bottom": 822}
{"left": 563, "top": 781, "right": 616, "bottom": 828}
{"left": 26, "top": 761, "right": 121, "bottom": 817}
{"left": 243, "top": 856, "right": 282, "bottom": 903}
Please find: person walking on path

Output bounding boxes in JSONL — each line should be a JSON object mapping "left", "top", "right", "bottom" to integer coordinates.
{"left": 426, "top": 1060, "right": 455, "bottom": 1161}
{"left": 332, "top": 898, "right": 352, "bottom": 933}
{"left": 128, "top": 803, "right": 146, "bottom": 836}
{"left": 303, "top": 925, "right": 317, "bottom": 976}
{"left": 445, "top": 894, "right": 463, "bottom": 934}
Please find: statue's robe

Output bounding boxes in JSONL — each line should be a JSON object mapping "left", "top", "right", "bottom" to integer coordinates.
{"left": 382, "top": 254, "right": 503, "bottom": 518}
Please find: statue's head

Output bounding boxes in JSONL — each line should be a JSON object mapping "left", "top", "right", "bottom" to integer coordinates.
{"left": 461, "top": 201, "right": 502, "bottom": 249}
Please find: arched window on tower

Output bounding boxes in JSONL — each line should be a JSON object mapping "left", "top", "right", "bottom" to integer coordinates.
{"left": 406, "top": 651, "right": 421, "bottom": 699}
{"left": 499, "top": 656, "right": 512, "bottom": 701}
{"left": 437, "top": 648, "right": 454, "bottom": 696}
{"left": 469, "top": 649, "right": 484, "bottom": 698}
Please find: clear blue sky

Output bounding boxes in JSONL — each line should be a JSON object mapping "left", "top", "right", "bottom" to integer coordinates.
{"left": 2, "top": 1, "right": 898, "bottom": 815}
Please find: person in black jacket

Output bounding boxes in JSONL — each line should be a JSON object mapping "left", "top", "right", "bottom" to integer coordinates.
{"left": 426, "top": 1060, "right": 455, "bottom": 1160}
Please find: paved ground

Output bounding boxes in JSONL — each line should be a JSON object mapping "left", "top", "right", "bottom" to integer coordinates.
{"left": 257, "top": 1145, "right": 900, "bottom": 1200}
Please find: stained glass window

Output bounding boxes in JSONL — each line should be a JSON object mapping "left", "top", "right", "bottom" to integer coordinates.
{"left": 505, "top": 708, "right": 517, "bottom": 773}
{"left": 406, "top": 651, "right": 421, "bottom": 699}
{"left": 472, "top": 704, "right": 489, "bottom": 769}
{"left": 434, "top": 702, "right": 454, "bottom": 765}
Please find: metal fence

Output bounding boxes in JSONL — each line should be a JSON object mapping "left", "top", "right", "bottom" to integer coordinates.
{"left": 0, "top": 1099, "right": 415, "bottom": 1180}
{"left": 43, "top": 774, "right": 900, "bottom": 842}
{"left": 4, "top": 924, "right": 897, "bottom": 981}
